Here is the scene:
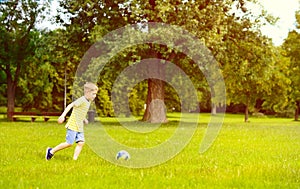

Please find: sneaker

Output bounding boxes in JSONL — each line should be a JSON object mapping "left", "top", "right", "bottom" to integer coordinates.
{"left": 45, "top": 147, "right": 53, "bottom": 160}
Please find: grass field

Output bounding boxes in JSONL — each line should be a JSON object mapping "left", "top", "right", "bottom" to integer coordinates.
{"left": 0, "top": 113, "right": 299, "bottom": 188}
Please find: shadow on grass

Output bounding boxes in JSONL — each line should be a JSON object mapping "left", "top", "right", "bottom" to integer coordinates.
{"left": 89, "top": 120, "right": 207, "bottom": 129}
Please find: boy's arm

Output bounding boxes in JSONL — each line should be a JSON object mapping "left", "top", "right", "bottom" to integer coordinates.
{"left": 58, "top": 102, "right": 75, "bottom": 124}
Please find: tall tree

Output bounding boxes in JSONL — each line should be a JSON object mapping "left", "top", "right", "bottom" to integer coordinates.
{"left": 54, "top": 0, "right": 276, "bottom": 122}
{"left": 55, "top": 0, "right": 134, "bottom": 111}
{"left": 15, "top": 30, "right": 57, "bottom": 111}
{"left": 212, "top": 0, "right": 292, "bottom": 122}
{"left": 0, "top": 0, "right": 49, "bottom": 120}
{"left": 282, "top": 11, "right": 300, "bottom": 121}
{"left": 220, "top": 9, "right": 278, "bottom": 122}
{"left": 26, "top": 29, "right": 71, "bottom": 111}
{"left": 138, "top": 0, "right": 168, "bottom": 123}
{"left": 259, "top": 47, "right": 292, "bottom": 117}
{"left": 138, "top": 0, "right": 254, "bottom": 121}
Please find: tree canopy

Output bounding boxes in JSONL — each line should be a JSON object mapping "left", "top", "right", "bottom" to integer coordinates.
{"left": 1, "top": 0, "right": 299, "bottom": 122}
{"left": 0, "top": 0, "right": 50, "bottom": 119}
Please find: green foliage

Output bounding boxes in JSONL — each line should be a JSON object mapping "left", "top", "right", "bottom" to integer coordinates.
{"left": 97, "top": 87, "right": 113, "bottom": 117}
{"left": 219, "top": 9, "right": 292, "bottom": 120}
{"left": 39, "top": 29, "right": 82, "bottom": 110}
{"left": 62, "top": 0, "right": 240, "bottom": 118}
{"left": 283, "top": 31, "right": 300, "bottom": 102}
{"left": 128, "top": 81, "right": 148, "bottom": 116}
{"left": 0, "top": 0, "right": 49, "bottom": 69}
{"left": 16, "top": 62, "right": 55, "bottom": 111}
{"left": 282, "top": 12, "right": 300, "bottom": 120}
{"left": 0, "top": 0, "right": 299, "bottom": 120}
{"left": 0, "top": 0, "right": 50, "bottom": 116}
{"left": 260, "top": 47, "right": 292, "bottom": 113}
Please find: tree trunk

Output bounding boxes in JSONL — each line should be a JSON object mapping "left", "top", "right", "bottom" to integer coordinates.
{"left": 211, "top": 103, "right": 217, "bottom": 115}
{"left": 142, "top": 60, "right": 168, "bottom": 123}
{"left": 6, "top": 69, "right": 16, "bottom": 121}
{"left": 244, "top": 94, "right": 251, "bottom": 122}
{"left": 244, "top": 104, "right": 249, "bottom": 122}
{"left": 141, "top": 0, "right": 167, "bottom": 123}
{"left": 295, "top": 101, "right": 300, "bottom": 121}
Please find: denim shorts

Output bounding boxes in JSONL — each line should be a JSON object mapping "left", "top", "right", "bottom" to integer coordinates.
{"left": 66, "top": 129, "right": 85, "bottom": 144}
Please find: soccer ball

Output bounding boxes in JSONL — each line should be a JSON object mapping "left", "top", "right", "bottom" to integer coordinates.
{"left": 116, "top": 150, "right": 130, "bottom": 160}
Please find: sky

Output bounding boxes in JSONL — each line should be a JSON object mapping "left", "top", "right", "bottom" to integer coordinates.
{"left": 40, "top": 0, "right": 300, "bottom": 46}
{"left": 257, "top": 0, "right": 299, "bottom": 45}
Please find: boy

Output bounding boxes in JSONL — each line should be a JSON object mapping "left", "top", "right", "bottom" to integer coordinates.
{"left": 45, "top": 82, "right": 98, "bottom": 160}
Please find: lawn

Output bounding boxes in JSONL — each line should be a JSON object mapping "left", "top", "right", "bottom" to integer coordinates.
{"left": 0, "top": 113, "right": 299, "bottom": 188}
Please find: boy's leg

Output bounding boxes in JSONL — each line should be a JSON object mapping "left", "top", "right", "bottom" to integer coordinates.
{"left": 46, "top": 142, "right": 72, "bottom": 160}
{"left": 73, "top": 141, "right": 84, "bottom": 160}
{"left": 51, "top": 129, "right": 77, "bottom": 154}
{"left": 51, "top": 142, "right": 72, "bottom": 154}
{"left": 46, "top": 129, "right": 75, "bottom": 160}
{"left": 73, "top": 132, "right": 85, "bottom": 160}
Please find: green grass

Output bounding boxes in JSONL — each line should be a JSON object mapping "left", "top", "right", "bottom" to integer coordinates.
{"left": 0, "top": 113, "right": 299, "bottom": 188}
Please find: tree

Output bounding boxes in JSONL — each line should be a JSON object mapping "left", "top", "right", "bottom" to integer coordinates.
{"left": 282, "top": 11, "right": 300, "bottom": 121}
{"left": 55, "top": 0, "right": 229, "bottom": 122}
{"left": 136, "top": 0, "right": 232, "bottom": 122}
{"left": 54, "top": 0, "right": 135, "bottom": 115}
{"left": 15, "top": 30, "right": 57, "bottom": 111}
{"left": 20, "top": 29, "right": 71, "bottom": 111}
{"left": 54, "top": 0, "right": 277, "bottom": 123}
{"left": 209, "top": 0, "right": 294, "bottom": 122}
{"left": 0, "top": 0, "right": 49, "bottom": 120}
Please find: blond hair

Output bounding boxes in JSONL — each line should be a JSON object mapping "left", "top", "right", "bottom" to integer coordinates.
{"left": 84, "top": 82, "right": 98, "bottom": 93}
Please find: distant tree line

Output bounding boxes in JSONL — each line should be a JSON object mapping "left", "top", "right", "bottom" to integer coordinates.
{"left": 0, "top": 0, "right": 299, "bottom": 122}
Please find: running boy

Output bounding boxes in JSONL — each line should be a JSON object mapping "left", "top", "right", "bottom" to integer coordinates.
{"left": 45, "top": 82, "right": 98, "bottom": 160}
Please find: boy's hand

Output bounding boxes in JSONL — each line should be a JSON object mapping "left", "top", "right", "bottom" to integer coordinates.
{"left": 58, "top": 116, "right": 65, "bottom": 124}
{"left": 83, "top": 119, "right": 89, "bottom": 125}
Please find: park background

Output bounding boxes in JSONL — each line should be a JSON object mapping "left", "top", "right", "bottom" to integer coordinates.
{"left": 0, "top": 0, "right": 300, "bottom": 122}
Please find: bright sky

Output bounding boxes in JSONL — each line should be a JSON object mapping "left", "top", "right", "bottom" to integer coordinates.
{"left": 40, "top": 0, "right": 299, "bottom": 46}
{"left": 258, "top": 0, "right": 299, "bottom": 45}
